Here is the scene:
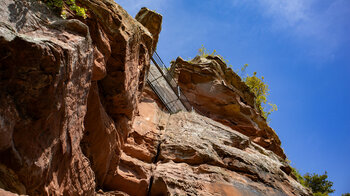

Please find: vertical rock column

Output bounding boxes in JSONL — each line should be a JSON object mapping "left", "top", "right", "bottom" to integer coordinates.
{"left": 0, "top": 0, "right": 95, "bottom": 195}
{"left": 77, "top": 1, "right": 159, "bottom": 193}
{"left": 88, "top": 7, "right": 164, "bottom": 195}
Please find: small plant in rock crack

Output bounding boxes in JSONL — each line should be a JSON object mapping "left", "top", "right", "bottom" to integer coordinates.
{"left": 198, "top": 45, "right": 231, "bottom": 66}
{"left": 41, "top": 0, "right": 87, "bottom": 19}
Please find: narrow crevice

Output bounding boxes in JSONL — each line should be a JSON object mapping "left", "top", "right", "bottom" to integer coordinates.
{"left": 146, "top": 142, "right": 161, "bottom": 196}
{"left": 147, "top": 175, "right": 154, "bottom": 196}
{"left": 147, "top": 112, "right": 170, "bottom": 195}
{"left": 152, "top": 141, "right": 162, "bottom": 164}
{"left": 148, "top": 133, "right": 163, "bottom": 195}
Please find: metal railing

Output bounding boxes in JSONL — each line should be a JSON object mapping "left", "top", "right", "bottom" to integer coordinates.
{"left": 147, "top": 51, "right": 193, "bottom": 114}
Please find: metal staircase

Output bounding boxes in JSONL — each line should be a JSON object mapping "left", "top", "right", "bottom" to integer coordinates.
{"left": 147, "top": 51, "right": 193, "bottom": 114}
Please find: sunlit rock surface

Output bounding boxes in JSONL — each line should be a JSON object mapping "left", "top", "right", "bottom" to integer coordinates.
{"left": 169, "top": 56, "right": 286, "bottom": 159}
{"left": 0, "top": 0, "right": 154, "bottom": 194}
{"left": 0, "top": 0, "right": 310, "bottom": 195}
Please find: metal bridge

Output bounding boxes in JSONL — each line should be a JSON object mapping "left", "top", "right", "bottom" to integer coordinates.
{"left": 147, "top": 51, "right": 193, "bottom": 113}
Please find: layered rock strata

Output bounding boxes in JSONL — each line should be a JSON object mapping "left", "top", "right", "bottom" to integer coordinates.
{"left": 0, "top": 0, "right": 157, "bottom": 194}
{"left": 0, "top": 0, "right": 310, "bottom": 195}
{"left": 152, "top": 111, "right": 310, "bottom": 195}
{"left": 116, "top": 96, "right": 311, "bottom": 195}
{"left": 169, "top": 56, "right": 286, "bottom": 159}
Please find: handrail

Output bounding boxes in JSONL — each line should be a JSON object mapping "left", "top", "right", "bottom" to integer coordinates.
{"left": 147, "top": 51, "right": 193, "bottom": 113}
{"left": 152, "top": 54, "right": 192, "bottom": 110}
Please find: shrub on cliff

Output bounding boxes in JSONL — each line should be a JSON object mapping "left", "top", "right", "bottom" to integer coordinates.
{"left": 197, "top": 45, "right": 277, "bottom": 120}
{"left": 41, "top": 0, "right": 87, "bottom": 19}
{"left": 291, "top": 167, "right": 305, "bottom": 185}
{"left": 198, "top": 45, "right": 231, "bottom": 66}
{"left": 304, "top": 172, "right": 335, "bottom": 196}
{"left": 244, "top": 72, "right": 277, "bottom": 120}
{"left": 292, "top": 168, "right": 335, "bottom": 196}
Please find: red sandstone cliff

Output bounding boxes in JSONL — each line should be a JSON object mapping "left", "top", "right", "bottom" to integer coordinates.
{"left": 169, "top": 56, "right": 285, "bottom": 159}
{"left": 0, "top": 0, "right": 310, "bottom": 195}
{"left": 0, "top": 0, "right": 155, "bottom": 194}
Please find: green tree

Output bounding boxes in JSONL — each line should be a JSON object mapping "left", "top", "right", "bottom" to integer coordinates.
{"left": 290, "top": 168, "right": 335, "bottom": 196}
{"left": 303, "top": 171, "right": 335, "bottom": 196}
{"left": 342, "top": 193, "right": 350, "bottom": 196}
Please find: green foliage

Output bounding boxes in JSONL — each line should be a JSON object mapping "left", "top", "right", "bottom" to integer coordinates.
{"left": 197, "top": 45, "right": 231, "bottom": 66}
{"left": 290, "top": 167, "right": 335, "bottom": 196}
{"left": 197, "top": 45, "right": 277, "bottom": 120}
{"left": 245, "top": 72, "right": 267, "bottom": 106}
{"left": 244, "top": 72, "right": 277, "bottom": 120}
{"left": 44, "top": 0, "right": 63, "bottom": 11}
{"left": 304, "top": 172, "right": 335, "bottom": 196}
{"left": 291, "top": 167, "right": 305, "bottom": 186}
{"left": 313, "top": 193, "right": 329, "bottom": 196}
{"left": 68, "top": 0, "right": 87, "bottom": 18}
{"left": 198, "top": 45, "right": 211, "bottom": 57}
{"left": 41, "top": 0, "right": 87, "bottom": 19}
{"left": 238, "top": 63, "right": 248, "bottom": 77}
{"left": 342, "top": 193, "right": 350, "bottom": 196}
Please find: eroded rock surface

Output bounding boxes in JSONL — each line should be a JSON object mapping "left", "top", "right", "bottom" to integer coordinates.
{"left": 0, "top": 0, "right": 309, "bottom": 195}
{"left": 135, "top": 7, "right": 162, "bottom": 53}
{"left": 0, "top": 1, "right": 95, "bottom": 194}
{"left": 0, "top": 0, "right": 155, "bottom": 195}
{"left": 112, "top": 93, "right": 311, "bottom": 196}
{"left": 106, "top": 99, "right": 168, "bottom": 196}
{"left": 170, "top": 56, "right": 286, "bottom": 159}
{"left": 151, "top": 111, "right": 310, "bottom": 196}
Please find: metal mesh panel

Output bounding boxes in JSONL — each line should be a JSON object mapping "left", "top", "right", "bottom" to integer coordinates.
{"left": 147, "top": 51, "right": 193, "bottom": 113}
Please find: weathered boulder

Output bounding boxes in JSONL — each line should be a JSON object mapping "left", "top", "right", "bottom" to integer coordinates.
{"left": 136, "top": 7, "right": 163, "bottom": 53}
{"left": 170, "top": 56, "right": 286, "bottom": 159}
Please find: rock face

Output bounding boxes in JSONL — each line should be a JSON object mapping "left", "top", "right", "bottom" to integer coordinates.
{"left": 115, "top": 98, "right": 311, "bottom": 196}
{"left": 0, "top": 0, "right": 310, "bottom": 195}
{"left": 0, "top": 0, "right": 156, "bottom": 195}
{"left": 169, "top": 56, "right": 286, "bottom": 159}
{"left": 135, "top": 7, "right": 162, "bottom": 53}
{"left": 151, "top": 111, "right": 309, "bottom": 195}
{"left": 0, "top": 0, "right": 95, "bottom": 194}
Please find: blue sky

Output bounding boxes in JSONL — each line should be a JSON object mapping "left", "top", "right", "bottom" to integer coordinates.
{"left": 117, "top": 0, "right": 350, "bottom": 195}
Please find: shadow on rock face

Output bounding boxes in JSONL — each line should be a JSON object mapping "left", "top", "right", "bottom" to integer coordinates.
{"left": 8, "top": 1, "right": 29, "bottom": 31}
